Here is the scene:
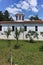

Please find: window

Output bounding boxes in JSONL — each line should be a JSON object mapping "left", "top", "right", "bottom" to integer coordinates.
{"left": 35, "top": 26, "right": 38, "bottom": 31}
{"left": 16, "top": 16, "right": 18, "bottom": 20}
{"left": 19, "top": 15, "right": 21, "bottom": 20}
{"left": 12, "top": 26, "right": 14, "bottom": 31}
{"left": 24, "top": 26, "right": 27, "bottom": 31}
{"left": 0, "top": 25, "right": 2, "bottom": 31}
{"left": 22, "top": 16, "right": 24, "bottom": 20}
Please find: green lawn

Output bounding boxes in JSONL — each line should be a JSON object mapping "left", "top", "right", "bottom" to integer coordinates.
{"left": 0, "top": 40, "right": 43, "bottom": 65}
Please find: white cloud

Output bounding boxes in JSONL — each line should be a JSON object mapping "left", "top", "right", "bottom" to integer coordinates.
{"left": 29, "top": 0, "right": 37, "bottom": 7}
{"left": 15, "top": 0, "right": 38, "bottom": 12}
{"left": 27, "top": 0, "right": 38, "bottom": 12}
{"left": 28, "top": 15, "right": 34, "bottom": 18}
{"left": 32, "top": 7, "right": 38, "bottom": 12}
{"left": 16, "top": 1, "right": 30, "bottom": 10}
{"left": 6, "top": 7, "right": 22, "bottom": 20}
{"left": 41, "top": 4, "right": 43, "bottom": 7}
{"left": 6, "top": 0, "right": 38, "bottom": 20}
{"left": 16, "top": 3, "right": 21, "bottom": 8}
{"left": 6, "top": 7, "right": 22, "bottom": 15}
{"left": 24, "top": 19, "right": 30, "bottom": 21}
{"left": 6, "top": 0, "right": 38, "bottom": 14}
{"left": 20, "top": 1, "right": 30, "bottom": 10}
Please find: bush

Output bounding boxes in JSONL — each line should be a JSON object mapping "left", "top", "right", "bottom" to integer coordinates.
{"left": 40, "top": 32, "right": 43, "bottom": 36}
{"left": 29, "top": 39, "right": 34, "bottom": 43}
{"left": 39, "top": 46, "right": 43, "bottom": 52}
{"left": 14, "top": 44, "right": 20, "bottom": 49}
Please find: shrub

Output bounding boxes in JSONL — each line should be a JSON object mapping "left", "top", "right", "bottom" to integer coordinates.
{"left": 14, "top": 44, "right": 20, "bottom": 49}
{"left": 40, "top": 32, "right": 43, "bottom": 36}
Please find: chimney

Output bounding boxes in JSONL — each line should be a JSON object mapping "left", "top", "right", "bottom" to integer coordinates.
{"left": 15, "top": 14, "right": 25, "bottom": 20}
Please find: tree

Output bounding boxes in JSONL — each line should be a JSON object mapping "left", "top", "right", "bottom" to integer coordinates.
{"left": 14, "top": 28, "right": 21, "bottom": 49}
{"left": 4, "top": 10, "right": 13, "bottom": 21}
{"left": 29, "top": 16, "right": 34, "bottom": 20}
{"left": 0, "top": 11, "right": 4, "bottom": 21}
{"left": 33, "top": 15, "right": 40, "bottom": 20}
{"left": 4, "top": 10, "right": 9, "bottom": 20}
{"left": 29, "top": 15, "right": 40, "bottom": 20}
{"left": 14, "top": 28, "right": 20, "bottom": 43}
{"left": 26, "top": 30, "right": 38, "bottom": 42}
{"left": 4, "top": 27, "right": 11, "bottom": 39}
{"left": 0, "top": 10, "right": 14, "bottom": 21}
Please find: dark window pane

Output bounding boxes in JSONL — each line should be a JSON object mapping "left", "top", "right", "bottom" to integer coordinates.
{"left": 19, "top": 15, "right": 21, "bottom": 20}
{"left": 0, "top": 25, "right": 2, "bottom": 31}
{"left": 16, "top": 16, "right": 18, "bottom": 20}
{"left": 12, "top": 26, "right": 14, "bottom": 31}
{"left": 22, "top": 16, "right": 24, "bottom": 20}
{"left": 24, "top": 26, "right": 27, "bottom": 31}
{"left": 35, "top": 26, "right": 38, "bottom": 31}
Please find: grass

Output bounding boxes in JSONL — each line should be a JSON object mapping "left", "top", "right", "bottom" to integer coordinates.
{"left": 0, "top": 40, "right": 43, "bottom": 65}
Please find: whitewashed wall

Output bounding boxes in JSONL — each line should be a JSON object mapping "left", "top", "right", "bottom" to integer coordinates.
{"left": 0, "top": 23, "right": 43, "bottom": 40}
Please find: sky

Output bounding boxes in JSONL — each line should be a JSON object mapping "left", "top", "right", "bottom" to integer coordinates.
{"left": 0, "top": 0, "right": 43, "bottom": 20}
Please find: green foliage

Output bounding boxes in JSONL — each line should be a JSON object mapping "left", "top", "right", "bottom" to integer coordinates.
{"left": 14, "top": 44, "right": 20, "bottom": 49}
{"left": 14, "top": 28, "right": 20, "bottom": 41}
{"left": 29, "top": 16, "right": 34, "bottom": 20}
{"left": 14, "top": 28, "right": 21, "bottom": 49}
{"left": 0, "top": 40, "right": 43, "bottom": 65}
{"left": 4, "top": 27, "right": 11, "bottom": 38}
{"left": 39, "top": 46, "right": 43, "bottom": 52}
{"left": 0, "top": 10, "right": 13, "bottom": 21}
{"left": 33, "top": 15, "right": 40, "bottom": 20}
{"left": 29, "top": 15, "right": 40, "bottom": 20}
{"left": 4, "top": 10, "right": 9, "bottom": 19}
{"left": 7, "top": 40, "right": 11, "bottom": 47}
{"left": 26, "top": 30, "right": 34, "bottom": 42}
{"left": 34, "top": 32, "right": 39, "bottom": 39}
{"left": 26, "top": 30, "right": 38, "bottom": 42}
{"left": 0, "top": 11, "right": 4, "bottom": 21}
{"left": 40, "top": 32, "right": 43, "bottom": 36}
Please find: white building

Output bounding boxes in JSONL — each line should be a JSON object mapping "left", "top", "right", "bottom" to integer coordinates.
{"left": 0, "top": 14, "right": 43, "bottom": 40}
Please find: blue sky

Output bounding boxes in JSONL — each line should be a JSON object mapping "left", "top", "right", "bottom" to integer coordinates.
{"left": 0, "top": 0, "right": 43, "bottom": 20}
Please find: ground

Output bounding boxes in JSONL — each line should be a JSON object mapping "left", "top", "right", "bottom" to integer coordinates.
{"left": 0, "top": 40, "right": 43, "bottom": 65}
